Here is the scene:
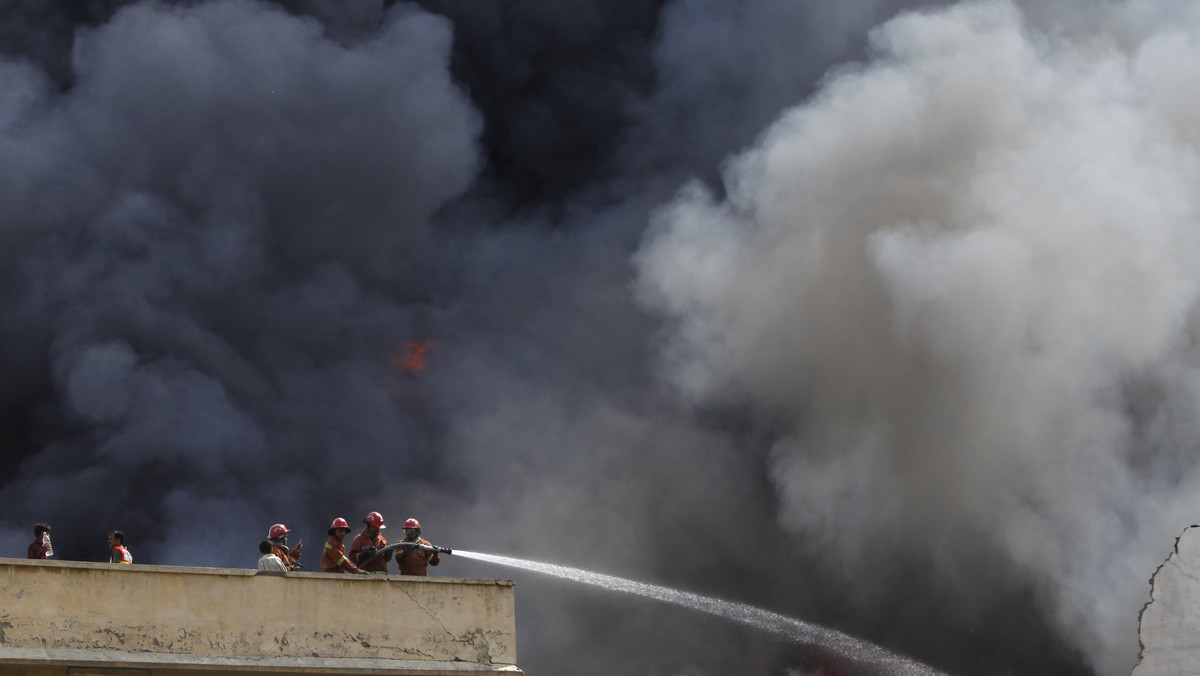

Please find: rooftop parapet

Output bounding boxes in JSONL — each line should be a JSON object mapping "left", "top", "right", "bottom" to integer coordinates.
{"left": 0, "top": 557, "right": 521, "bottom": 675}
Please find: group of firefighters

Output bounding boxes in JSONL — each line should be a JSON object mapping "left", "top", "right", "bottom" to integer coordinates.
{"left": 260, "top": 512, "right": 444, "bottom": 576}
{"left": 26, "top": 512, "right": 446, "bottom": 577}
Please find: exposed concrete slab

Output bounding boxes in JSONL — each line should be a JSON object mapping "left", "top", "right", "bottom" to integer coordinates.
{"left": 1134, "top": 524, "right": 1200, "bottom": 675}
{"left": 0, "top": 557, "right": 521, "bottom": 675}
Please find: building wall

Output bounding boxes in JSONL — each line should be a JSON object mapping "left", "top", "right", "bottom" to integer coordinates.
{"left": 0, "top": 558, "right": 521, "bottom": 675}
{"left": 1135, "top": 524, "right": 1200, "bottom": 675}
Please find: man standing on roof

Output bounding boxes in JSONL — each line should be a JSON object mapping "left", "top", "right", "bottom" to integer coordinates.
{"left": 267, "top": 523, "right": 303, "bottom": 570}
{"left": 321, "top": 517, "right": 365, "bottom": 574}
{"left": 108, "top": 530, "right": 132, "bottom": 564}
{"left": 257, "top": 540, "right": 287, "bottom": 572}
{"left": 349, "top": 511, "right": 391, "bottom": 574}
{"left": 27, "top": 523, "right": 52, "bottom": 559}
{"left": 396, "top": 518, "right": 440, "bottom": 576}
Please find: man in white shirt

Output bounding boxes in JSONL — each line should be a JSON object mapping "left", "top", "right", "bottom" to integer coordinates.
{"left": 257, "top": 540, "right": 287, "bottom": 572}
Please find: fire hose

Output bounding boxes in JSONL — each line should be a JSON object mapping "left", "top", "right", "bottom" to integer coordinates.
{"left": 357, "top": 541, "right": 452, "bottom": 568}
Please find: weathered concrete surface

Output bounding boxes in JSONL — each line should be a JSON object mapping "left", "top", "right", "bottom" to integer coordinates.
{"left": 0, "top": 557, "right": 521, "bottom": 674}
{"left": 1134, "top": 524, "right": 1200, "bottom": 676}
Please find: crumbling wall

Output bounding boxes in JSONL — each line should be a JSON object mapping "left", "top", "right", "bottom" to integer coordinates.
{"left": 1133, "top": 525, "right": 1200, "bottom": 675}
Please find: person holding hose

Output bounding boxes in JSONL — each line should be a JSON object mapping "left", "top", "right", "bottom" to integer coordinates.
{"left": 396, "top": 518, "right": 441, "bottom": 576}
{"left": 349, "top": 511, "right": 391, "bottom": 574}
{"left": 321, "top": 517, "right": 365, "bottom": 574}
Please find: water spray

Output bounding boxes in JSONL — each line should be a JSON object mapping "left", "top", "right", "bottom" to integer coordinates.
{"left": 454, "top": 550, "right": 947, "bottom": 676}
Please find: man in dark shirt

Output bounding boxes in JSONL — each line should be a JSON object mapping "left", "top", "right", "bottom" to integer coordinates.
{"left": 27, "top": 523, "right": 52, "bottom": 559}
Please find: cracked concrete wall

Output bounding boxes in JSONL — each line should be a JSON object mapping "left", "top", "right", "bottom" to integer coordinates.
{"left": 0, "top": 557, "right": 517, "bottom": 670}
{"left": 1134, "top": 525, "right": 1200, "bottom": 675}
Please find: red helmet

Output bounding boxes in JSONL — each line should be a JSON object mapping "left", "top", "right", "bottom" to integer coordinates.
{"left": 268, "top": 523, "right": 290, "bottom": 539}
{"left": 364, "top": 512, "right": 387, "bottom": 529}
{"left": 329, "top": 517, "right": 350, "bottom": 530}
{"left": 403, "top": 518, "right": 421, "bottom": 530}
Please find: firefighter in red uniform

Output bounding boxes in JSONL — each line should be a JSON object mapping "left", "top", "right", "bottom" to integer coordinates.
{"left": 267, "top": 523, "right": 303, "bottom": 570}
{"left": 396, "top": 518, "right": 440, "bottom": 576}
{"left": 321, "top": 517, "right": 365, "bottom": 574}
{"left": 349, "top": 511, "right": 391, "bottom": 574}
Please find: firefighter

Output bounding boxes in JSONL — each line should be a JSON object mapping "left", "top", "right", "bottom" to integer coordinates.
{"left": 396, "top": 518, "right": 440, "bottom": 576}
{"left": 321, "top": 517, "right": 365, "bottom": 574}
{"left": 267, "top": 523, "right": 303, "bottom": 570}
{"left": 349, "top": 511, "right": 391, "bottom": 574}
{"left": 108, "top": 530, "right": 132, "bottom": 564}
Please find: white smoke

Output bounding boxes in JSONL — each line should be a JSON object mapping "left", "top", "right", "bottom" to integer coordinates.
{"left": 636, "top": 1, "right": 1200, "bottom": 672}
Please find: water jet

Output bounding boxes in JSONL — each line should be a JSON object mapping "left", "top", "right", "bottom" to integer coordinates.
{"left": 455, "top": 549, "right": 946, "bottom": 675}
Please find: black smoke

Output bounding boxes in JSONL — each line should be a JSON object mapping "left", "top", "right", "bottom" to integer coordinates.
{"left": 4, "top": 1, "right": 1197, "bottom": 675}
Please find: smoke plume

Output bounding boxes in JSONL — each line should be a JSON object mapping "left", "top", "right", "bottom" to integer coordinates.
{"left": 638, "top": 1, "right": 1200, "bottom": 673}
{"left": 3, "top": 0, "right": 1200, "bottom": 674}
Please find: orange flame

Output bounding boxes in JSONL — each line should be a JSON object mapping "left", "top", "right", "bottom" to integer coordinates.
{"left": 392, "top": 340, "right": 434, "bottom": 372}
